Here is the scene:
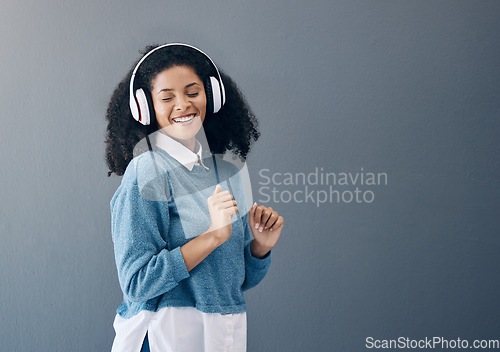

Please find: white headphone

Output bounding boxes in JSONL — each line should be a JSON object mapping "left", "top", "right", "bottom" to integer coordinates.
{"left": 129, "top": 43, "right": 226, "bottom": 125}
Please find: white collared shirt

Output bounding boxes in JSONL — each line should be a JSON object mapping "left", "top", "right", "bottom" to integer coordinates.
{"left": 152, "top": 131, "right": 210, "bottom": 171}
{"left": 111, "top": 132, "right": 247, "bottom": 352}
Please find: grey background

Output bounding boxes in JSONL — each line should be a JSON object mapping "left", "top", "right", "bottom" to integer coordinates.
{"left": 1, "top": 0, "right": 499, "bottom": 351}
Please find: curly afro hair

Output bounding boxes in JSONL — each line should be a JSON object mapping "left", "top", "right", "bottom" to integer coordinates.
{"left": 105, "top": 44, "right": 260, "bottom": 176}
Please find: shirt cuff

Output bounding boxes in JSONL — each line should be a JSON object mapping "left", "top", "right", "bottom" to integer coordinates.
{"left": 169, "top": 246, "right": 190, "bottom": 282}
{"left": 244, "top": 242, "right": 272, "bottom": 270}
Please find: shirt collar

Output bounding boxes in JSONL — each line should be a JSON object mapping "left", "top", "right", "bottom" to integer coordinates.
{"left": 151, "top": 131, "right": 210, "bottom": 171}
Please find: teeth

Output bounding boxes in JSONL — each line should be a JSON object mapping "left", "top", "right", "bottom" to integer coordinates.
{"left": 173, "top": 114, "right": 195, "bottom": 123}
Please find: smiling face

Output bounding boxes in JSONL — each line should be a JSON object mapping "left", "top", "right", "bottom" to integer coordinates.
{"left": 150, "top": 65, "right": 207, "bottom": 151}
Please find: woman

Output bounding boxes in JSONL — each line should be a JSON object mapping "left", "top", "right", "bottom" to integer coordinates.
{"left": 105, "top": 43, "right": 284, "bottom": 352}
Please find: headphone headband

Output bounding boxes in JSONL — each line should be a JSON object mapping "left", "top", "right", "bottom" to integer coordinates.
{"left": 129, "top": 43, "right": 226, "bottom": 124}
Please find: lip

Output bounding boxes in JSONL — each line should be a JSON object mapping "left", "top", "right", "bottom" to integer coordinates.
{"left": 171, "top": 113, "right": 196, "bottom": 125}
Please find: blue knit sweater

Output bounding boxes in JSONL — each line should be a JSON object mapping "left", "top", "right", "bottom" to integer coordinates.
{"left": 110, "top": 148, "right": 271, "bottom": 319}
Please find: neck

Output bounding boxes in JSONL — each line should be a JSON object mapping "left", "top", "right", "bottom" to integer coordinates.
{"left": 157, "top": 129, "right": 197, "bottom": 152}
{"left": 184, "top": 138, "right": 196, "bottom": 153}
{"left": 174, "top": 136, "right": 196, "bottom": 152}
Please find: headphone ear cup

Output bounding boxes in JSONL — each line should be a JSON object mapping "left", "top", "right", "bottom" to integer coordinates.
{"left": 209, "top": 76, "right": 222, "bottom": 113}
{"left": 134, "top": 88, "right": 151, "bottom": 125}
{"left": 205, "top": 78, "right": 215, "bottom": 114}
{"left": 144, "top": 89, "right": 156, "bottom": 126}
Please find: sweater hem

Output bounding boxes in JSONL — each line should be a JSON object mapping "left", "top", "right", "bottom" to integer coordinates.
{"left": 117, "top": 301, "right": 248, "bottom": 319}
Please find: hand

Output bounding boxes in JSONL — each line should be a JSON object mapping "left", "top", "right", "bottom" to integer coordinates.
{"left": 249, "top": 202, "right": 284, "bottom": 257}
{"left": 207, "top": 184, "right": 238, "bottom": 245}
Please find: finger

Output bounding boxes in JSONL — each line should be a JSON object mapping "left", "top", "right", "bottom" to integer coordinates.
{"left": 253, "top": 205, "right": 263, "bottom": 229}
{"left": 253, "top": 205, "right": 267, "bottom": 231}
{"left": 217, "top": 199, "right": 238, "bottom": 210}
{"left": 258, "top": 207, "right": 273, "bottom": 231}
{"left": 212, "top": 193, "right": 234, "bottom": 203}
{"left": 208, "top": 191, "right": 229, "bottom": 206}
{"left": 263, "top": 211, "right": 279, "bottom": 230}
{"left": 213, "top": 184, "right": 222, "bottom": 195}
{"left": 260, "top": 207, "right": 274, "bottom": 229}
{"left": 270, "top": 216, "right": 284, "bottom": 232}
{"left": 212, "top": 190, "right": 232, "bottom": 200}
{"left": 225, "top": 206, "right": 238, "bottom": 218}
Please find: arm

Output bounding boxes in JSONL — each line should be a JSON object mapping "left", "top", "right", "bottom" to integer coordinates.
{"left": 241, "top": 211, "right": 273, "bottom": 292}
{"left": 180, "top": 229, "right": 222, "bottom": 272}
{"left": 248, "top": 202, "right": 284, "bottom": 257}
{"left": 111, "top": 177, "right": 190, "bottom": 302}
{"left": 241, "top": 202, "right": 285, "bottom": 291}
{"left": 181, "top": 184, "right": 240, "bottom": 271}
{"left": 112, "top": 179, "right": 238, "bottom": 302}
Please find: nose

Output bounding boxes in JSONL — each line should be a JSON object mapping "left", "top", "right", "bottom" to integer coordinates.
{"left": 174, "top": 95, "right": 190, "bottom": 111}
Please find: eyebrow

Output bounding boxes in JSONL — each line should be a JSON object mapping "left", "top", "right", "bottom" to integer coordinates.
{"left": 157, "top": 82, "right": 200, "bottom": 94}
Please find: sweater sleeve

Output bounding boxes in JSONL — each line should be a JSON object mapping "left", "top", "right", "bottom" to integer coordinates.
{"left": 111, "top": 173, "right": 189, "bottom": 303}
{"left": 241, "top": 213, "right": 272, "bottom": 292}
